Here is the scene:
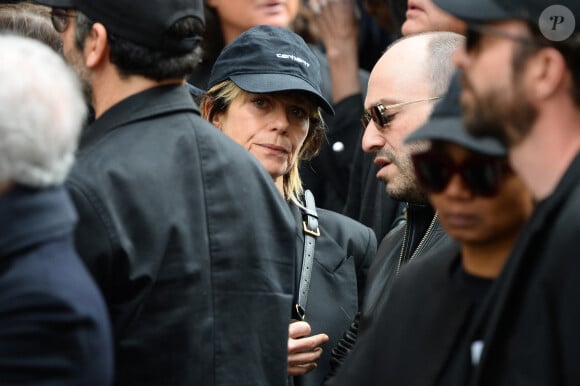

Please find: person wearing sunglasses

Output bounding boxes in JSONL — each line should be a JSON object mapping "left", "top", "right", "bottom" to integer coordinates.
{"left": 327, "top": 72, "right": 533, "bottom": 386}
{"left": 325, "top": 31, "right": 462, "bottom": 382}
{"left": 433, "top": 0, "right": 580, "bottom": 384}
{"left": 36, "top": 0, "right": 302, "bottom": 385}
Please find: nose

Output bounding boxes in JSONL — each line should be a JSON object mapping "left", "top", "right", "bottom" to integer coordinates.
{"left": 443, "top": 172, "right": 474, "bottom": 199}
{"left": 361, "top": 122, "right": 386, "bottom": 153}
{"left": 270, "top": 105, "right": 290, "bottom": 133}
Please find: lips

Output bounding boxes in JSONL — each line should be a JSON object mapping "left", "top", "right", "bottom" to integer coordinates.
{"left": 441, "top": 212, "right": 479, "bottom": 228}
{"left": 407, "top": 0, "right": 423, "bottom": 12}
{"left": 260, "top": 143, "right": 290, "bottom": 154}
{"left": 374, "top": 157, "right": 391, "bottom": 169}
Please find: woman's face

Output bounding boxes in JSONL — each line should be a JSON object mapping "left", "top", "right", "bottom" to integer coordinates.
{"left": 212, "top": 91, "right": 312, "bottom": 182}
{"left": 207, "top": 0, "right": 300, "bottom": 43}
{"left": 427, "top": 143, "right": 533, "bottom": 246}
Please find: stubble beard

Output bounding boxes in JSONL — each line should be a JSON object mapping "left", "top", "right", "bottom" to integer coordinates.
{"left": 462, "top": 73, "right": 537, "bottom": 148}
{"left": 378, "top": 148, "right": 429, "bottom": 204}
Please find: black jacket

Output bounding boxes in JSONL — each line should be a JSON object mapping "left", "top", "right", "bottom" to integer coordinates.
{"left": 326, "top": 203, "right": 455, "bottom": 383}
{"left": 0, "top": 186, "right": 113, "bottom": 385}
{"left": 323, "top": 241, "right": 490, "bottom": 386}
{"left": 464, "top": 151, "right": 580, "bottom": 386}
{"left": 290, "top": 203, "right": 376, "bottom": 386}
{"left": 66, "top": 85, "right": 297, "bottom": 386}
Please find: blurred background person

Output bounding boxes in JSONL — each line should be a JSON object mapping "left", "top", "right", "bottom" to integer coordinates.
{"left": 0, "top": 34, "right": 113, "bottom": 386}
{"left": 401, "top": 0, "right": 464, "bottom": 36}
{"left": 201, "top": 25, "right": 376, "bottom": 386}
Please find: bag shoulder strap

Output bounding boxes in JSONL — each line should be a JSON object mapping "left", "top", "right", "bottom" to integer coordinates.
{"left": 296, "top": 189, "right": 319, "bottom": 321}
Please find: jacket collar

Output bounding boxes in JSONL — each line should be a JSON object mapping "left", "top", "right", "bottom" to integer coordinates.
{"left": 81, "top": 84, "right": 199, "bottom": 148}
{"left": 0, "top": 185, "right": 76, "bottom": 258}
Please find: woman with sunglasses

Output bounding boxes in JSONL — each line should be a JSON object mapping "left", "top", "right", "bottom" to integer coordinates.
{"left": 200, "top": 25, "right": 376, "bottom": 386}
{"left": 327, "top": 73, "right": 534, "bottom": 386}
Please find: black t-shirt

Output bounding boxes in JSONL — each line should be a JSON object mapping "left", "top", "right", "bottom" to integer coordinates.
{"left": 436, "top": 257, "right": 493, "bottom": 386}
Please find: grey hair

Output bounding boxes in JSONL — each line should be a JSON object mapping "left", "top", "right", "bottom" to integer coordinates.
{"left": 425, "top": 31, "right": 465, "bottom": 97}
{"left": 0, "top": 34, "right": 86, "bottom": 188}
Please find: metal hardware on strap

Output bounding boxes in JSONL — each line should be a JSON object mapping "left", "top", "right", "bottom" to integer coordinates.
{"left": 296, "top": 189, "right": 318, "bottom": 321}
{"left": 302, "top": 220, "right": 320, "bottom": 237}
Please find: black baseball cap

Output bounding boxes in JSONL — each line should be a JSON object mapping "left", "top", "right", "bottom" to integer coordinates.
{"left": 208, "top": 25, "right": 334, "bottom": 115}
{"left": 35, "top": 0, "right": 204, "bottom": 54}
{"left": 435, "top": 0, "right": 580, "bottom": 38}
{"left": 405, "top": 71, "right": 507, "bottom": 157}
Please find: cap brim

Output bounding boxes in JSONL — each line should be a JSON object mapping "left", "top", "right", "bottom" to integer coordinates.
{"left": 405, "top": 117, "right": 507, "bottom": 157}
{"left": 34, "top": 0, "right": 75, "bottom": 7}
{"left": 230, "top": 73, "right": 334, "bottom": 115}
{"left": 434, "top": 0, "right": 511, "bottom": 23}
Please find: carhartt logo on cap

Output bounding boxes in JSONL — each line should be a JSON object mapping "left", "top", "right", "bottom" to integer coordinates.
{"left": 539, "top": 5, "right": 576, "bottom": 41}
{"left": 276, "top": 53, "right": 311, "bottom": 68}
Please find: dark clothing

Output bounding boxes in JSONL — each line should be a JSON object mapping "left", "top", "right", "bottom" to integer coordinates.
{"left": 299, "top": 47, "right": 369, "bottom": 212}
{"left": 191, "top": 44, "right": 369, "bottom": 213}
{"left": 464, "top": 151, "right": 580, "bottom": 386}
{"left": 362, "top": 204, "right": 454, "bottom": 318}
{"left": 324, "top": 241, "right": 494, "bottom": 386}
{"left": 0, "top": 186, "right": 113, "bottom": 386}
{"left": 66, "top": 84, "right": 297, "bottom": 386}
{"left": 343, "top": 139, "right": 403, "bottom": 241}
{"left": 289, "top": 203, "right": 376, "bottom": 386}
{"left": 326, "top": 203, "right": 455, "bottom": 382}
{"left": 300, "top": 93, "right": 367, "bottom": 212}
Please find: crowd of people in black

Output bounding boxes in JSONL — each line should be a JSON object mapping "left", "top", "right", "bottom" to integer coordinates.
{"left": 1, "top": 0, "right": 579, "bottom": 385}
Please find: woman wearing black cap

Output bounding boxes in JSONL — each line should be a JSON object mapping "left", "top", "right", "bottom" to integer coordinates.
{"left": 200, "top": 25, "right": 376, "bottom": 386}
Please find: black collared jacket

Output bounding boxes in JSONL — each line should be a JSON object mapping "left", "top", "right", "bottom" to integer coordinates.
{"left": 66, "top": 85, "right": 297, "bottom": 386}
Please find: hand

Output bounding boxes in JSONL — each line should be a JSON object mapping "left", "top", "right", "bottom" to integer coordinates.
{"left": 307, "top": 0, "right": 362, "bottom": 102}
{"left": 308, "top": 0, "right": 359, "bottom": 57}
{"left": 287, "top": 321, "right": 330, "bottom": 376}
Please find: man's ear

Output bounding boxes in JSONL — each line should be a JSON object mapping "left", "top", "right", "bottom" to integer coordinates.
{"left": 527, "top": 46, "right": 568, "bottom": 101}
{"left": 84, "top": 22, "right": 109, "bottom": 69}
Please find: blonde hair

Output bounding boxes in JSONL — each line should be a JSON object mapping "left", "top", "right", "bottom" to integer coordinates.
{"left": 200, "top": 80, "right": 325, "bottom": 204}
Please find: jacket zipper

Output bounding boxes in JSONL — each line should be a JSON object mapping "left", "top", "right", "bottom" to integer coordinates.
{"left": 395, "top": 211, "right": 439, "bottom": 275}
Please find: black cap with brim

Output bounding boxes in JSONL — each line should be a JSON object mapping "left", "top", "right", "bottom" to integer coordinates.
{"left": 230, "top": 73, "right": 334, "bottom": 115}
{"left": 208, "top": 25, "right": 334, "bottom": 116}
{"left": 405, "top": 71, "right": 507, "bottom": 157}
{"left": 434, "top": 0, "right": 511, "bottom": 23}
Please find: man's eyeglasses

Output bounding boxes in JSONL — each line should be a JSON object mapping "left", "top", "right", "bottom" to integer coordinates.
{"left": 50, "top": 8, "right": 75, "bottom": 33}
{"left": 465, "top": 23, "right": 543, "bottom": 52}
{"left": 411, "top": 151, "right": 510, "bottom": 197}
{"left": 361, "top": 96, "right": 441, "bottom": 130}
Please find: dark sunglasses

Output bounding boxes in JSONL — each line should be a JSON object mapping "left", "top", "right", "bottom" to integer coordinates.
{"left": 50, "top": 8, "right": 75, "bottom": 33}
{"left": 411, "top": 152, "right": 510, "bottom": 197}
{"left": 361, "top": 97, "right": 441, "bottom": 130}
{"left": 465, "top": 23, "right": 542, "bottom": 52}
